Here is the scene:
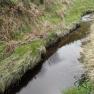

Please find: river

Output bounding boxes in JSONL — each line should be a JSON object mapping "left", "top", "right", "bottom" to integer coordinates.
{"left": 6, "top": 13, "right": 94, "bottom": 94}
{"left": 16, "top": 40, "right": 85, "bottom": 94}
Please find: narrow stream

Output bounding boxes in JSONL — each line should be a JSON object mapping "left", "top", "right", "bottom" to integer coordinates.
{"left": 17, "top": 40, "right": 85, "bottom": 94}
{"left": 10, "top": 13, "right": 94, "bottom": 94}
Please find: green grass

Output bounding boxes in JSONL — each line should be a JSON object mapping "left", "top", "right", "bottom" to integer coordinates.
{"left": 14, "top": 39, "right": 44, "bottom": 57}
{"left": 41, "top": 13, "right": 62, "bottom": 24}
{"left": 0, "top": 39, "right": 45, "bottom": 93}
{"left": 0, "top": 39, "right": 44, "bottom": 65}
{"left": 64, "top": 0, "right": 94, "bottom": 25}
{"left": 63, "top": 82, "right": 94, "bottom": 94}
{"left": 40, "top": 1, "right": 63, "bottom": 25}
{"left": 0, "top": 0, "right": 94, "bottom": 92}
{"left": 0, "top": 42, "right": 5, "bottom": 61}
{"left": 0, "top": 42, "right": 5, "bottom": 53}
{"left": 45, "top": 1, "right": 63, "bottom": 13}
{"left": 13, "top": 24, "right": 32, "bottom": 40}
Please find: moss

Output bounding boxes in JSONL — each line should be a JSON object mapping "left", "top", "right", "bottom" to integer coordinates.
{"left": 44, "top": 32, "right": 59, "bottom": 47}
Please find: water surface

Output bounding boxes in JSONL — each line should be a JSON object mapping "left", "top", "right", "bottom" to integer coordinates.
{"left": 15, "top": 13, "right": 94, "bottom": 94}
{"left": 17, "top": 40, "right": 85, "bottom": 94}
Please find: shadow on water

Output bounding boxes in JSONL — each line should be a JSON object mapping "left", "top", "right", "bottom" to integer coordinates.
{"left": 4, "top": 15, "right": 93, "bottom": 94}
{"left": 46, "top": 21, "right": 91, "bottom": 57}
{"left": 17, "top": 40, "right": 85, "bottom": 94}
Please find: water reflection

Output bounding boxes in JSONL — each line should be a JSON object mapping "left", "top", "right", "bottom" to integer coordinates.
{"left": 81, "top": 13, "right": 94, "bottom": 22}
{"left": 17, "top": 40, "right": 85, "bottom": 94}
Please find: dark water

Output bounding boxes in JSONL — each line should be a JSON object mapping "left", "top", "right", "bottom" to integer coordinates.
{"left": 15, "top": 14, "right": 94, "bottom": 94}
{"left": 81, "top": 13, "right": 94, "bottom": 22}
{"left": 17, "top": 40, "right": 85, "bottom": 94}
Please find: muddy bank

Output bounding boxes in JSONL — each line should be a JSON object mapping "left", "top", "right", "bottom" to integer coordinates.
{"left": 0, "top": 18, "right": 91, "bottom": 94}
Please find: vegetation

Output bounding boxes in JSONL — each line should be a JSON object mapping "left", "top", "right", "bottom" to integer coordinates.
{"left": 64, "top": 0, "right": 94, "bottom": 25}
{"left": 62, "top": 0, "right": 94, "bottom": 93}
{"left": 63, "top": 82, "right": 94, "bottom": 94}
{"left": 0, "top": 0, "right": 94, "bottom": 93}
{"left": 0, "top": 0, "right": 70, "bottom": 64}
{"left": 0, "top": 0, "right": 69, "bottom": 92}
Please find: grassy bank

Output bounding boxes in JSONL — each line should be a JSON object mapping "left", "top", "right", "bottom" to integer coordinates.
{"left": 0, "top": 0, "right": 74, "bottom": 93}
{"left": 64, "top": 0, "right": 94, "bottom": 25}
{"left": 63, "top": 82, "right": 94, "bottom": 94}
{"left": 82, "top": 22, "right": 94, "bottom": 80}
{"left": 62, "top": 0, "right": 94, "bottom": 93}
{"left": 0, "top": 0, "right": 94, "bottom": 93}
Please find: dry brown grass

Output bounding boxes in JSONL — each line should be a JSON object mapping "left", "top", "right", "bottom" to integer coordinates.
{"left": 0, "top": 1, "right": 43, "bottom": 41}
{"left": 0, "top": 1, "right": 45, "bottom": 59}
{"left": 82, "top": 21, "right": 94, "bottom": 82}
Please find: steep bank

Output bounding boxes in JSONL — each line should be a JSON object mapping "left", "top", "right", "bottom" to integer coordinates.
{"left": 0, "top": 0, "right": 74, "bottom": 93}
{"left": 0, "top": 0, "right": 94, "bottom": 93}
